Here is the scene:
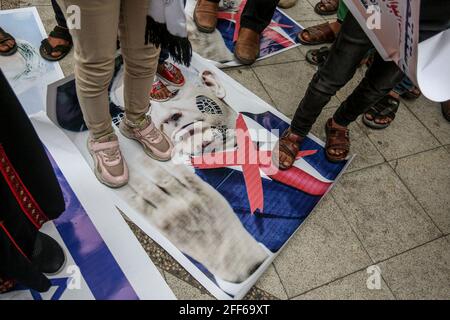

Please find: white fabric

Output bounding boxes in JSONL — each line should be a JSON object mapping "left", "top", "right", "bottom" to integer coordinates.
{"left": 148, "top": 0, "right": 188, "bottom": 38}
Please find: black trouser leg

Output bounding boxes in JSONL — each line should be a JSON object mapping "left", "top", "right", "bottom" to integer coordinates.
{"left": 241, "top": 0, "right": 279, "bottom": 33}
{"left": 51, "top": 0, "right": 68, "bottom": 29}
{"left": 333, "top": 54, "right": 404, "bottom": 126}
{"left": 290, "top": 13, "right": 373, "bottom": 136}
{"left": 207, "top": 0, "right": 279, "bottom": 33}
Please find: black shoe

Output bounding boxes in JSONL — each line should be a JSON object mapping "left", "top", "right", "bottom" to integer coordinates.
{"left": 32, "top": 232, "right": 66, "bottom": 274}
{"left": 442, "top": 101, "right": 450, "bottom": 122}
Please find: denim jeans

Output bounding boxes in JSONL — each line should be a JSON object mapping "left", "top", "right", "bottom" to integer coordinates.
{"left": 290, "top": 13, "right": 405, "bottom": 136}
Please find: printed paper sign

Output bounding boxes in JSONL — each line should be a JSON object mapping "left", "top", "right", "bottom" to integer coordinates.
{"left": 0, "top": 8, "right": 64, "bottom": 114}
{"left": 185, "top": 0, "right": 303, "bottom": 68}
{"left": 344, "top": 0, "right": 450, "bottom": 102}
{"left": 0, "top": 114, "right": 175, "bottom": 300}
{"left": 48, "top": 54, "right": 352, "bottom": 299}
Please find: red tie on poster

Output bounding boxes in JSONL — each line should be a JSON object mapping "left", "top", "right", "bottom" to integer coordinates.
{"left": 191, "top": 114, "right": 333, "bottom": 214}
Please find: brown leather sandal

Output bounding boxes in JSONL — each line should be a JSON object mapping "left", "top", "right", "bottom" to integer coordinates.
{"left": 0, "top": 27, "right": 17, "bottom": 56}
{"left": 297, "top": 22, "right": 336, "bottom": 45}
{"left": 273, "top": 128, "right": 304, "bottom": 170}
{"left": 324, "top": 118, "right": 350, "bottom": 162}
{"left": 314, "top": 0, "right": 339, "bottom": 15}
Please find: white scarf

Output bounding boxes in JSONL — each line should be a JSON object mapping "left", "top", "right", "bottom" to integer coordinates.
{"left": 146, "top": 0, "right": 192, "bottom": 66}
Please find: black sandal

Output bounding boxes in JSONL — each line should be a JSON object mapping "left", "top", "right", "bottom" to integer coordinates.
{"left": 442, "top": 101, "right": 450, "bottom": 122}
{"left": 305, "top": 46, "right": 329, "bottom": 66}
{"left": 0, "top": 27, "right": 18, "bottom": 56}
{"left": 40, "top": 26, "right": 72, "bottom": 62}
{"left": 363, "top": 95, "right": 400, "bottom": 129}
{"left": 400, "top": 86, "right": 421, "bottom": 100}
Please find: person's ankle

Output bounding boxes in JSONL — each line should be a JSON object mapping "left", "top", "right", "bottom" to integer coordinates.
{"left": 388, "top": 91, "right": 400, "bottom": 99}
{"left": 92, "top": 131, "right": 117, "bottom": 142}
{"left": 157, "top": 62, "right": 165, "bottom": 73}
{"left": 329, "top": 21, "right": 341, "bottom": 35}
{"left": 331, "top": 118, "right": 347, "bottom": 129}
{"left": 288, "top": 126, "right": 304, "bottom": 138}
{"left": 124, "top": 114, "right": 149, "bottom": 129}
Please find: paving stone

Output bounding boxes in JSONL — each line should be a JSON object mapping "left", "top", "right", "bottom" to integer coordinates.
{"left": 20, "top": 0, "right": 49, "bottom": 7}
{"left": 294, "top": 268, "right": 395, "bottom": 300}
{"left": 359, "top": 104, "right": 441, "bottom": 161}
{"left": 274, "top": 196, "right": 371, "bottom": 298}
{"left": 253, "top": 61, "right": 340, "bottom": 118}
{"left": 379, "top": 237, "right": 450, "bottom": 299}
{"left": 390, "top": 147, "right": 450, "bottom": 234}
{"left": 224, "top": 67, "right": 274, "bottom": 106}
{"left": 164, "top": 272, "right": 214, "bottom": 300}
{"left": 282, "top": 0, "right": 325, "bottom": 22}
{"left": 34, "top": 4, "right": 56, "bottom": 34}
{"left": 332, "top": 163, "right": 442, "bottom": 262}
{"left": 404, "top": 95, "right": 450, "bottom": 145}
{"left": 2, "top": 0, "right": 20, "bottom": 10}
{"left": 253, "top": 264, "right": 288, "bottom": 299}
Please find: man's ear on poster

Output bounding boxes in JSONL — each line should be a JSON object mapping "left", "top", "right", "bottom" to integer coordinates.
{"left": 199, "top": 69, "right": 226, "bottom": 99}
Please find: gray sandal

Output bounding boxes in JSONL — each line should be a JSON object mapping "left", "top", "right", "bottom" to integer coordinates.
{"left": 363, "top": 95, "right": 400, "bottom": 129}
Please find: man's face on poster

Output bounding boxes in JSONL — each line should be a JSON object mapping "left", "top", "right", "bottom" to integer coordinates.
{"left": 110, "top": 68, "right": 238, "bottom": 156}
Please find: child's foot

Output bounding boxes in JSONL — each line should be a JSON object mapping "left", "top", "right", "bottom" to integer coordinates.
{"left": 324, "top": 118, "right": 350, "bottom": 162}
{"left": 119, "top": 116, "right": 173, "bottom": 161}
{"left": 273, "top": 128, "right": 304, "bottom": 170}
{"left": 87, "top": 133, "right": 129, "bottom": 188}
{"left": 150, "top": 80, "right": 178, "bottom": 102}
{"left": 157, "top": 61, "right": 185, "bottom": 87}
{"left": 39, "top": 26, "right": 72, "bottom": 61}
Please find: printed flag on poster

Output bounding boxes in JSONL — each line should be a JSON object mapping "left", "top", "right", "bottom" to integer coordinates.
{"left": 0, "top": 8, "right": 175, "bottom": 301}
{"left": 47, "top": 53, "right": 352, "bottom": 300}
{"left": 185, "top": 0, "right": 303, "bottom": 67}
{"left": 0, "top": 114, "right": 175, "bottom": 300}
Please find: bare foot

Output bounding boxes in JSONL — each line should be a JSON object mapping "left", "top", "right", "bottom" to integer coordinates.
{"left": 365, "top": 91, "right": 398, "bottom": 124}
{"left": 0, "top": 38, "right": 15, "bottom": 53}
{"left": 150, "top": 80, "right": 174, "bottom": 101}
{"left": 46, "top": 36, "right": 70, "bottom": 58}
{"left": 157, "top": 62, "right": 184, "bottom": 85}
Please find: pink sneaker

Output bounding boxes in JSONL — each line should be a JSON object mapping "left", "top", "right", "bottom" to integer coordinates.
{"left": 119, "top": 116, "right": 173, "bottom": 161}
{"left": 87, "top": 134, "right": 129, "bottom": 188}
